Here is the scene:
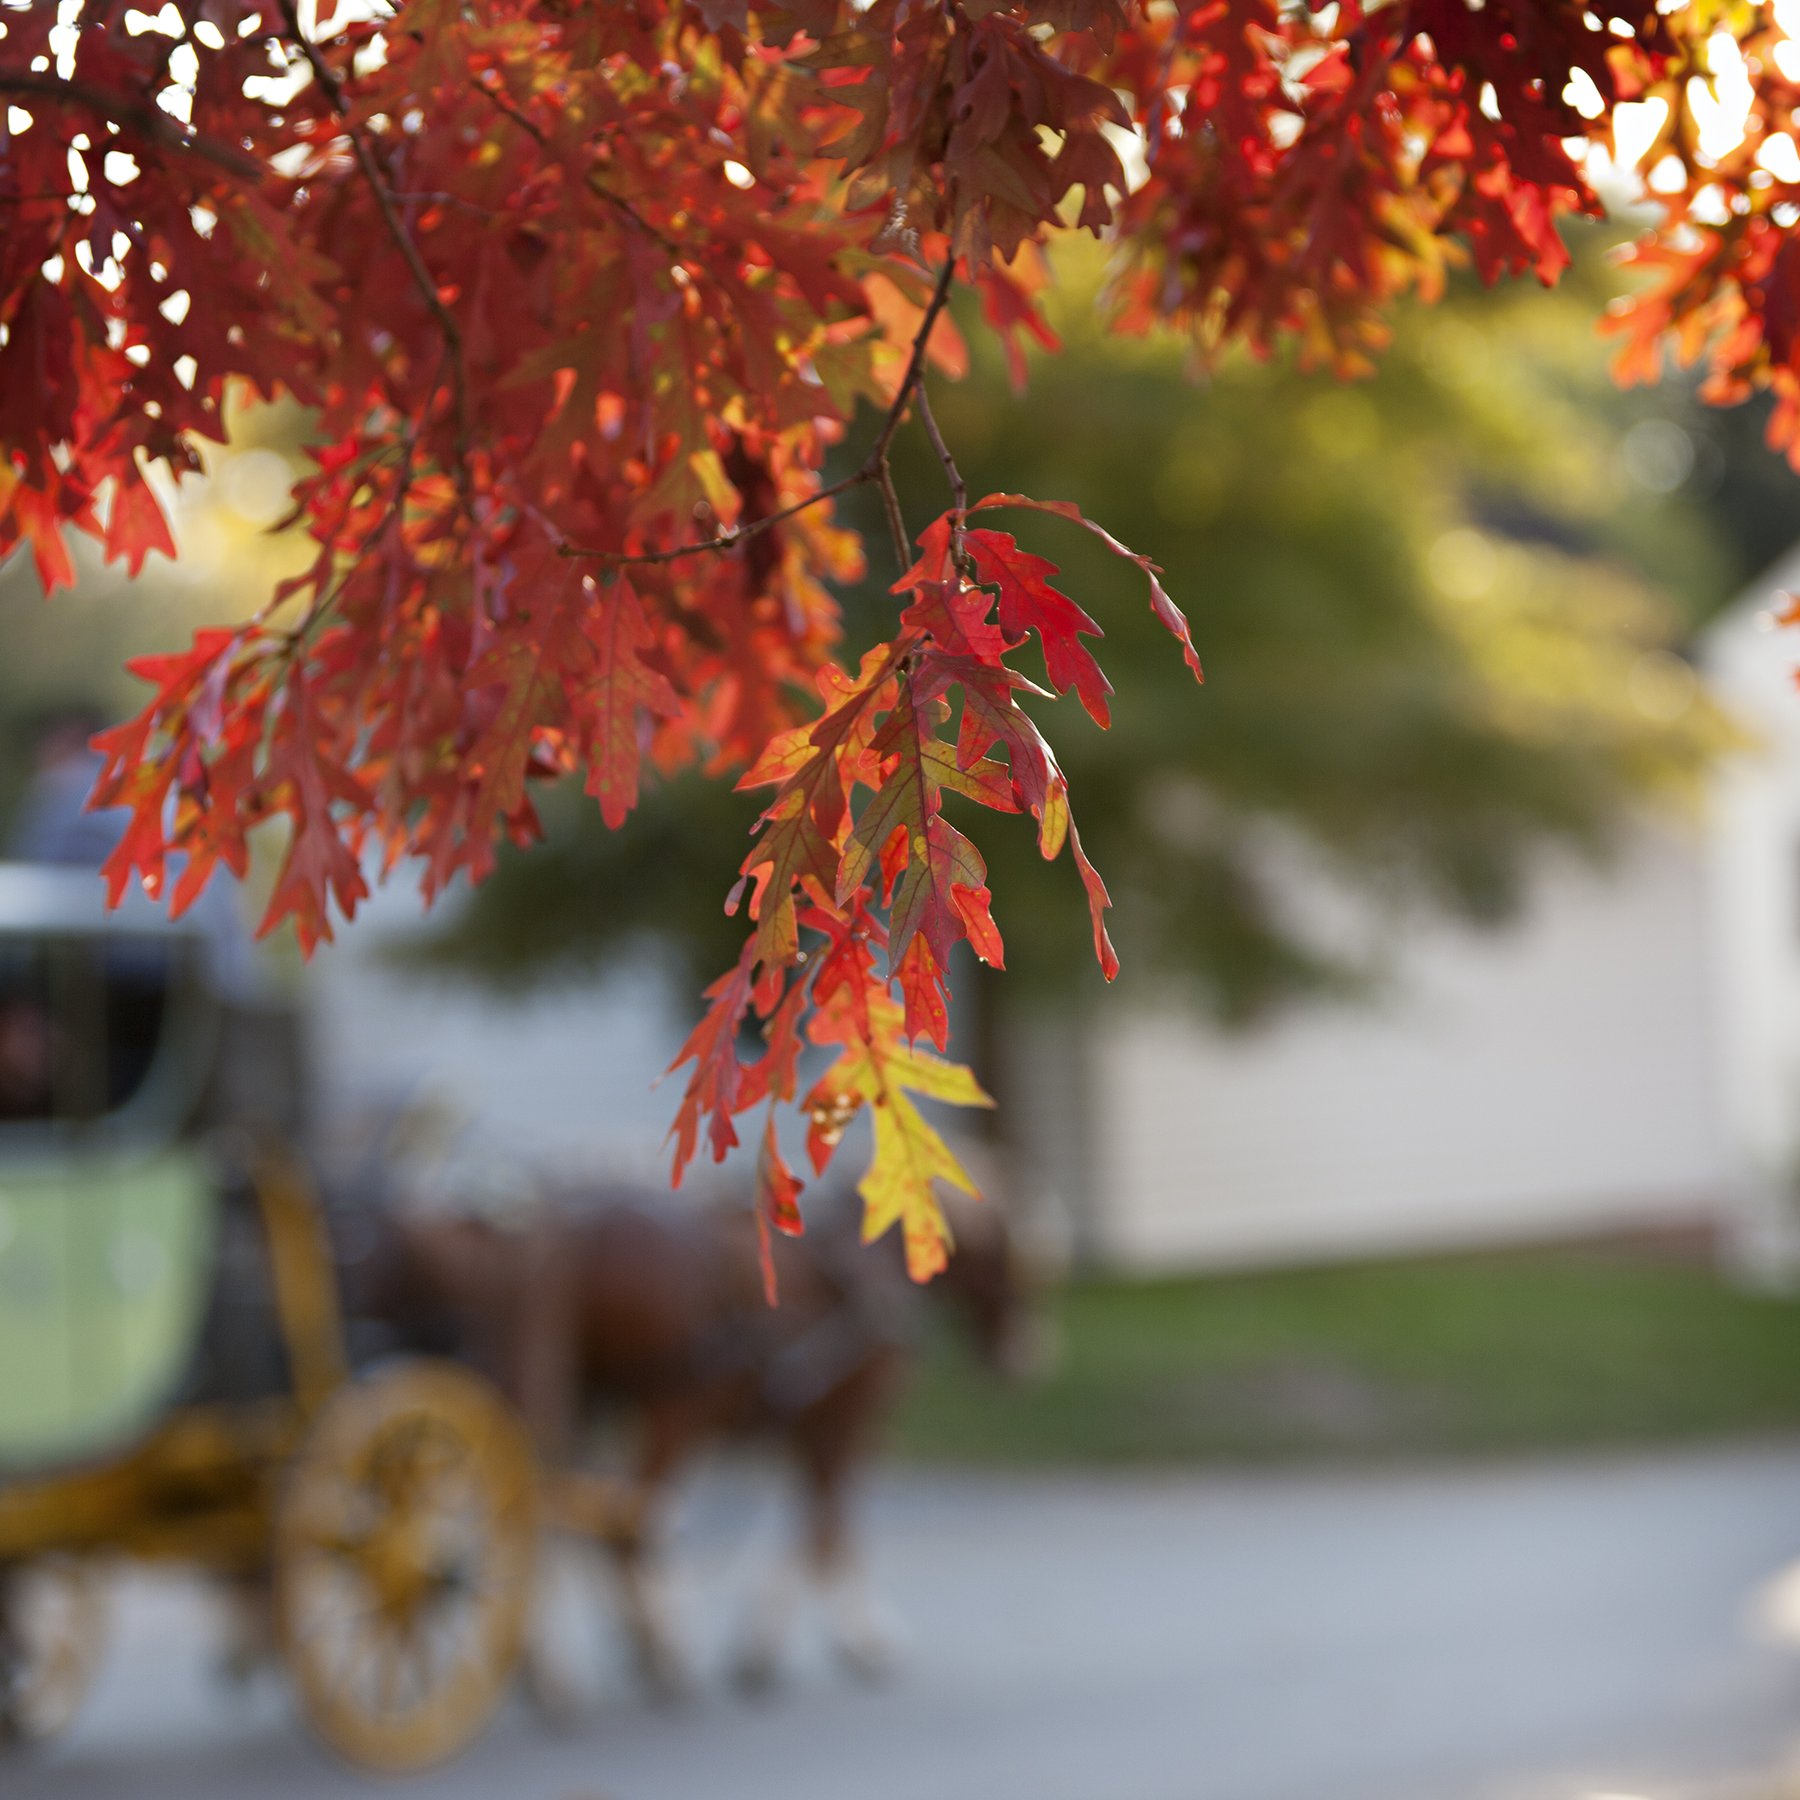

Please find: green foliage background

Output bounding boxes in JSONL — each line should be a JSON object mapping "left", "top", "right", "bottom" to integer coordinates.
{"left": 420, "top": 229, "right": 1765, "bottom": 1026}
{"left": 891, "top": 1243, "right": 1800, "bottom": 1466}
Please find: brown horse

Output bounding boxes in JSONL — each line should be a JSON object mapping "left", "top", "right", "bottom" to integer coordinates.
{"left": 360, "top": 1177, "right": 1041, "bottom": 1697}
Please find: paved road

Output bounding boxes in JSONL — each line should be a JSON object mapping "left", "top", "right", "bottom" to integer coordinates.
{"left": 11, "top": 1444, "right": 1800, "bottom": 1800}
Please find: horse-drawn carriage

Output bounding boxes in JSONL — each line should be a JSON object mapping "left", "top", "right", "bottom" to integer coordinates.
{"left": 0, "top": 865, "right": 539, "bottom": 1770}
{"left": 0, "top": 860, "right": 1043, "bottom": 1763}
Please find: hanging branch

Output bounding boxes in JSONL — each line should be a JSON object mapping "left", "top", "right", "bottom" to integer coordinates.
{"left": 917, "top": 384, "right": 971, "bottom": 575}
{"left": 276, "top": 0, "right": 475, "bottom": 512}
{"left": 559, "top": 256, "right": 959, "bottom": 573}
{"left": 0, "top": 72, "right": 265, "bottom": 181}
{"left": 472, "top": 73, "right": 681, "bottom": 257}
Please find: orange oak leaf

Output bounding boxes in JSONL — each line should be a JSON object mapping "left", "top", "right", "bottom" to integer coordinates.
{"left": 580, "top": 575, "right": 681, "bottom": 830}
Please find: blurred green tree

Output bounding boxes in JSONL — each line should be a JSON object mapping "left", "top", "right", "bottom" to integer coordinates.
{"left": 416, "top": 233, "right": 1750, "bottom": 1079}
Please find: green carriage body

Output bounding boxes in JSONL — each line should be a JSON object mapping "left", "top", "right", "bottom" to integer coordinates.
{"left": 0, "top": 865, "right": 222, "bottom": 1476}
{"left": 0, "top": 864, "right": 544, "bottom": 1770}
{"left": 0, "top": 1149, "right": 215, "bottom": 1470}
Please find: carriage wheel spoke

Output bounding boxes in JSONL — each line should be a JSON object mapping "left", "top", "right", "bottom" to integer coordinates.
{"left": 276, "top": 1363, "right": 535, "bottom": 1772}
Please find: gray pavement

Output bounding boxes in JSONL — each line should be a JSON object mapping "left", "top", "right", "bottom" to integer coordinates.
{"left": 10, "top": 1442, "right": 1800, "bottom": 1800}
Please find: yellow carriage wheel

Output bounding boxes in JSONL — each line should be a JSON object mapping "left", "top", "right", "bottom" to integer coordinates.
{"left": 0, "top": 1556, "right": 105, "bottom": 1751}
{"left": 273, "top": 1361, "right": 536, "bottom": 1772}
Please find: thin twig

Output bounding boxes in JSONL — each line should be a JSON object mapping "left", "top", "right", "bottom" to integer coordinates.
{"left": 0, "top": 72, "right": 265, "bottom": 181}
{"left": 560, "top": 255, "right": 960, "bottom": 575}
{"left": 387, "top": 189, "right": 508, "bottom": 218}
{"left": 865, "top": 256, "right": 958, "bottom": 470}
{"left": 276, "top": 1, "right": 475, "bottom": 512}
{"left": 873, "top": 457, "right": 910, "bottom": 574}
{"left": 916, "top": 383, "right": 969, "bottom": 573}
{"left": 558, "top": 469, "right": 866, "bottom": 567}
{"left": 473, "top": 74, "right": 681, "bottom": 256}
{"left": 916, "top": 385, "right": 966, "bottom": 516}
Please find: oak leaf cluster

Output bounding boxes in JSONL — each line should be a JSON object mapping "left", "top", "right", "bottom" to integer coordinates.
{"left": 3, "top": 0, "right": 1794, "bottom": 1280}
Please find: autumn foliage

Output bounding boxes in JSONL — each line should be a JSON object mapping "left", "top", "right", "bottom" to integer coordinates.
{"left": 3, "top": 2, "right": 1797, "bottom": 1280}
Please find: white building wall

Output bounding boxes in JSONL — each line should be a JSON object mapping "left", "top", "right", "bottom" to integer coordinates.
{"left": 1086, "top": 829, "right": 1726, "bottom": 1270}
{"left": 297, "top": 797, "right": 1743, "bottom": 1272}
{"left": 1701, "top": 548, "right": 1800, "bottom": 1277}
{"left": 305, "top": 878, "right": 698, "bottom": 1189}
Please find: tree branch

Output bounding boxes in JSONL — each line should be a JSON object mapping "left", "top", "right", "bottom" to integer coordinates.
{"left": 275, "top": 3, "right": 475, "bottom": 511}
{"left": 0, "top": 72, "right": 264, "bottom": 182}
{"left": 917, "top": 384, "right": 970, "bottom": 574}
{"left": 916, "top": 385, "right": 966, "bottom": 517}
{"left": 873, "top": 456, "right": 911, "bottom": 574}
{"left": 472, "top": 74, "right": 682, "bottom": 257}
{"left": 556, "top": 469, "right": 867, "bottom": 568}
{"left": 560, "top": 255, "right": 959, "bottom": 574}
{"left": 863, "top": 255, "right": 957, "bottom": 470}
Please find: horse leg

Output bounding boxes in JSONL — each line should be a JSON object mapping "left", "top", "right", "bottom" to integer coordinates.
{"left": 729, "top": 1538, "right": 806, "bottom": 1695}
{"left": 509, "top": 1220, "right": 580, "bottom": 1460}
{"left": 605, "top": 1399, "right": 701, "bottom": 1702}
{"left": 518, "top": 1542, "right": 589, "bottom": 1729}
{"left": 805, "top": 1357, "right": 908, "bottom": 1683}
{"left": 734, "top": 1357, "right": 905, "bottom": 1691}
{"left": 503, "top": 1227, "right": 591, "bottom": 1722}
{"left": 214, "top": 1571, "right": 276, "bottom": 1687}
{"left": 732, "top": 1430, "right": 897, "bottom": 1690}
{"left": 802, "top": 1439, "right": 904, "bottom": 1684}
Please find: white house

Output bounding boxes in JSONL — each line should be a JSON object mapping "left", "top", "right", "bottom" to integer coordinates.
{"left": 305, "top": 888, "right": 698, "bottom": 1194}
{"left": 300, "top": 561, "right": 1800, "bottom": 1272}
{"left": 1697, "top": 549, "right": 1800, "bottom": 1281}
{"left": 1019, "top": 827, "right": 1726, "bottom": 1270}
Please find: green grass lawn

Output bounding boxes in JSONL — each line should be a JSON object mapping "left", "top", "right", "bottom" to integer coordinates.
{"left": 890, "top": 1243, "right": 1800, "bottom": 1466}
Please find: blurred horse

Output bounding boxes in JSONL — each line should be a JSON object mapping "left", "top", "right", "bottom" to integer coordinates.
{"left": 362, "top": 1175, "right": 1044, "bottom": 1696}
